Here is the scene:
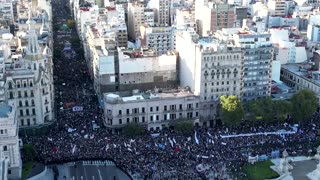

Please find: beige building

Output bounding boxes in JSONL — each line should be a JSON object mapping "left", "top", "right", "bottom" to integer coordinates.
{"left": 0, "top": 104, "right": 21, "bottom": 179}
{"left": 268, "top": 0, "right": 286, "bottom": 16}
{"left": 127, "top": 2, "right": 145, "bottom": 39}
{"left": 104, "top": 89, "right": 200, "bottom": 131}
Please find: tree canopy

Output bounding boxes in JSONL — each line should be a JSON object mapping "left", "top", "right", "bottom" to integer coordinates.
{"left": 23, "top": 144, "right": 36, "bottom": 161}
{"left": 174, "top": 122, "right": 194, "bottom": 135}
{"left": 291, "top": 89, "right": 318, "bottom": 122}
{"left": 220, "top": 95, "right": 244, "bottom": 126}
{"left": 123, "top": 123, "right": 144, "bottom": 137}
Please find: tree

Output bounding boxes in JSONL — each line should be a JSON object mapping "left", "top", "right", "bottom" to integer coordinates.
{"left": 220, "top": 95, "right": 244, "bottom": 126}
{"left": 291, "top": 89, "right": 318, "bottom": 122}
{"left": 175, "top": 122, "right": 194, "bottom": 135}
{"left": 123, "top": 123, "right": 144, "bottom": 137}
{"left": 66, "top": 19, "right": 75, "bottom": 29}
{"left": 23, "top": 144, "right": 36, "bottom": 161}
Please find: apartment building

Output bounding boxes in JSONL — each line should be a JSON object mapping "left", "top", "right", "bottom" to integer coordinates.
{"left": 268, "top": 0, "right": 286, "bottom": 16}
{"left": 103, "top": 89, "right": 200, "bottom": 131}
{"left": 127, "top": 2, "right": 144, "bottom": 39}
{"left": 144, "top": 8, "right": 154, "bottom": 26}
{"left": 140, "top": 25, "right": 175, "bottom": 55}
{"left": 154, "top": 0, "right": 171, "bottom": 26}
{"left": 233, "top": 30, "right": 273, "bottom": 101}
{"left": 0, "top": 104, "right": 21, "bottom": 179}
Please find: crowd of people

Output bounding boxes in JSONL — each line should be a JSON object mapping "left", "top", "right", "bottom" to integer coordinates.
{"left": 22, "top": 1, "right": 320, "bottom": 180}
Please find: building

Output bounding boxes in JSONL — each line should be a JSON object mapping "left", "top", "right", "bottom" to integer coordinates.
{"left": 232, "top": 29, "right": 273, "bottom": 101}
{"left": 144, "top": 8, "right": 154, "bottom": 26}
{"left": 175, "top": 8, "right": 197, "bottom": 32}
{"left": 176, "top": 29, "right": 243, "bottom": 126}
{"left": 127, "top": 2, "right": 145, "bottom": 39}
{"left": 154, "top": 0, "right": 171, "bottom": 26}
{"left": 140, "top": 25, "right": 176, "bottom": 55}
{"left": 195, "top": 1, "right": 235, "bottom": 36}
{"left": 268, "top": 16, "right": 299, "bottom": 28}
{"left": 0, "top": 104, "right": 22, "bottom": 179}
{"left": 268, "top": 0, "right": 286, "bottom": 16}
{"left": 103, "top": 89, "right": 200, "bottom": 131}
{"left": 280, "top": 62, "right": 320, "bottom": 100}
{"left": 5, "top": 15, "right": 55, "bottom": 127}
{"left": 235, "top": 7, "right": 247, "bottom": 28}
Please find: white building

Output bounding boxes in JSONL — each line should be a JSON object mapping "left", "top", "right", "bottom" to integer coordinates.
{"left": 268, "top": 0, "right": 286, "bottom": 16}
{"left": 104, "top": 89, "right": 200, "bottom": 131}
{"left": 268, "top": 16, "right": 299, "bottom": 28}
{"left": 5, "top": 18, "right": 55, "bottom": 127}
{"left": 144, "top": 8, "right": 155, "bottom": 26}
{"left": 0, "top": 104, "right": 21, "bottom": 179}
{"left": 307, "top": 15, "right": 320, "bottom": 42}
{"left": 154, "top": 0, "right": 171, "bottom": 26}
{"left": 140, "top": 25, "right": 176, "bottom": 55}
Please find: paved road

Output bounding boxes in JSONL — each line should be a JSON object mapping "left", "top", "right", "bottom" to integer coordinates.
{"left": 291, "top": 160, "right": 317, "bottom": 180}
{"left": 67, "top": 161, "right": 131, "bottom": 180}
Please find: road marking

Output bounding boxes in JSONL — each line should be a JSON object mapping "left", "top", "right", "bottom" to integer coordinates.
{"left": 97, "top": 167, "right": 103, "bottom": 180}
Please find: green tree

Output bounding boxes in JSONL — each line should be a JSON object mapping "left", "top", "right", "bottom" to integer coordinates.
{"left": 291, "top": 89, "right": 318, "bottom": 122}
{"left": 174, "top": 122, "right": 194, "bottom": 135}
{"left": 220, "top": 95, "right": 244, "bottom": 126}
{"left": 23, "top": 144, "right": 36, "bottom": 161}
{"left": 66, "top": 19, "right": 75, "bottom": 29}
{"left": 123, "top": 123, "right": 144, "bottom": 137}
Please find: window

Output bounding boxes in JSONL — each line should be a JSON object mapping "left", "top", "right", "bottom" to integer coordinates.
{"left": 21, "top": 119, "right": 24, "bottom": 126}
{"left": 31, "top": 91, "right": 34, "bottom": 97}
{"left": 164, "top": 106, "right": 167, "bottom": 111}
{"left": 31, "top": 100, "right": 35, "bottom": 106}
{"left": 18, "top": 91, "right": 21, "bottom": 98}
{"left": 150, "top": 107, "right": 153, "bottom": 112}
{"left": 27, "top": 119, "right": 30, "bottom": 126}
{"left": 156, "top": 115, "right": 159, "bottom": 120}
{"left": 156, "top": 106, "right": 159, "bottom": 111}
{"left": 30, "top": 81, "right": 33, "bottom": 87}
{"left": 150, "top": 116, "right": 153, "bottom": 121}
{"left": 19, "top": 101, "right": 22, "bottom": 107}
{"left": 142, "top": 116, "right": 145, "bottom": 123}
{"left": 0, "top": 130, "right": 3, "bottom": 134}
{"left": 127, "top": 118, "right": 130, "bottom": 123}
{"left": 196, "top": 103, "right": 199, "bottom": 108}
{"left": 142, "top": 107, "right": 145, "bottom": 113}
{"left": 26, "top": 109, "right": 29, "bottom": 116}
{"left": 3, "top": 146, "right": 7, "bottom": 151}
{"left": 20, "top": 110, "right": 23, "bottom": 116}
{"left": 179, "top": 104, "right": 182, "bottom": 110}
{"left": 23, "top": 81, "right": 27, "bottom": 87}
{"left": 25, "top": 100, "right": 29, "bottom": 107}
{"left": 119, "top": 119, "right": 122, "bottom": 124}
{"left": 126, "top": 109, "right": 129, "bottom": 114}
{"left": 9, "top": 92, "right": 13, "bottom": 99}
{"left": 118, "top": 110, "right": 122, "bottom": 115}
{"left": 196, "top": 112, "right": 199, "bottom": 117}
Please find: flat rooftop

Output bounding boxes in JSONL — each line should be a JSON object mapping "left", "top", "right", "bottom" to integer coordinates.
{"left": 104, "top": 90, "right": 198, "bottom": 103}
{"left": 281, "top": 63, "right": 320, "bottom": 86}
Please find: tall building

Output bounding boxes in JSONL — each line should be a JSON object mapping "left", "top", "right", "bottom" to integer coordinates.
{"left": 158, "top": 0, "right": 171, "bottom": 25}
{"left": 233, "top": 29, "right": 273, "bottom": 101}
{"left": 6, "top": 17, "right": 54, "bottom": 127}
{"left": 268, "top": 0, "right": 286, "bottom": 16}
{"left": 140, "top": 25, "right": 176, "bottom": 55}
{"left": 176, "top": 29, "right": 243, "bottom": 126}
{"left": 195, "top": 1, "right": 235, "bottom": 36}
{"left": 0, "top": 104, "right": 22, "bottom": 179}
{"left": 127, "top": 2, "right": 145, "bottom": 39}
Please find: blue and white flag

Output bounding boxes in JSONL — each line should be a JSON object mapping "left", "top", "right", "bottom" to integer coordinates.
{"left": 158, "top": 143, "right": 166, "bottom": 150}
{"left": 194, "top": 131, "right": 199, "bottom": 145}
{"left": 173, "top": 138, "right": 176, "bottom": 144}
{"left": 168, "top": 138, "right": 174, "bottom": 147}
{"left": 207, "top": 132, "right": 212, "bottom": 137}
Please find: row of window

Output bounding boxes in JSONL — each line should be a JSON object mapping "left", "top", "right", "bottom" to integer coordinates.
{"left": 8, "top": 90, "right": 34, "bottom": 99}
{"left": 20, "top": 118, "right": 36, "bottom": 126}
{"left": 0, "top": 129, "right": 8, "bottom": 135}
{"left": 113, "top": 112, "right": 199, "bottom": 125}
{"left": 8, "top": 80, "right": 33, "bottom": 89}
{"left": 117, "top": 103, "right": 199, "bottom": 115}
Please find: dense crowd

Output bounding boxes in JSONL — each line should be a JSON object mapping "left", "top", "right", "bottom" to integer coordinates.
{"left": 22, "top": 1, "right": 320, "bottom": 180}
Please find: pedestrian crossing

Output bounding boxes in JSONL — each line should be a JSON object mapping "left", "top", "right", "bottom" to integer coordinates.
{"left": 82, "top": 160, "right": 115, "bottom": 166}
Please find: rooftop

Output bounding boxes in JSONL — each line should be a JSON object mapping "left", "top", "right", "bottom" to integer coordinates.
{"left": 104, "top": 89, "right": 198, "bottom": 104}
{"left": 281, "top": 63, "right": 320, "bottom": 86}
{"left": 0, "top": 104, "right": 12, "bottom": 118}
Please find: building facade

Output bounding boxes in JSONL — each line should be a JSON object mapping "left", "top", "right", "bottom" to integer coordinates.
{"left": 140, "top": 25, "right": 176, "bottom": 55}
{"left": 103, "top": 90, "right": 200, "bottom": 131}
{"left": 0, "top": 104, "right": 21, "bottom": 179}
{"left": 233, "top": 30, "right": 273, "bottom": 101}
{"left": 127, "top": 2, "right": 145, "bottom": 39}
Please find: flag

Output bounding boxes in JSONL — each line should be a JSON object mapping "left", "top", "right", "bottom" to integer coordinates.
{"left": 105, "top": 144, "right": 109, "bottom": 152}
{"left": 113, "top": 144, "right": 117, "bottom": 148}
{"left": 130, "top": 139, "right": 135, "bottom": 144}
{"left": 168, "top": 138, "right": 174, "bottom": 147}
{"left": 158, "top": 143, "right": 165, "bottom": 150}
{"left": 127, "top": 148, "right": 132, "bottom": 152}
{"left": 187, "top": 137, "right": 191, "bottom": 141}
{"left": 72, "top": 145, "right": 76, "bottom": 154}
{"left": 48, "top": 137, "right": 53, "bottom": 141}
{"left": 194, "top": 131, "right": 199, "bottom": 145}
{"left": 173, "top": 138, "right": 176, "bottom": 144}
{"left": 124, "top": 142, "right": 127, "bottom": 147}
{"left": 207, "top": 132, "right": 212, "bottom": 137}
